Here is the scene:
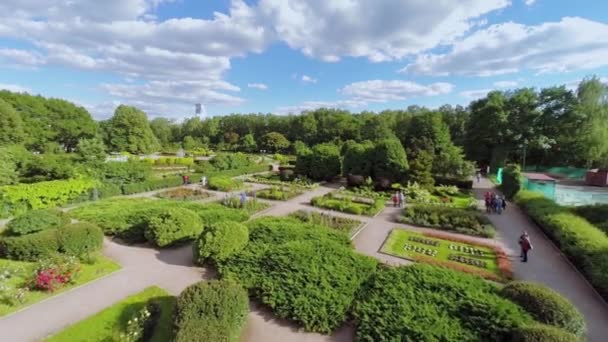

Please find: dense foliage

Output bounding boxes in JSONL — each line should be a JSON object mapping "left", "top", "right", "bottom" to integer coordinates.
{"left": 510, "top": 324, "right": 580, "bottom": 342}
{"left": 295, "top": 143, "right": 342, "bottom": 181}
{"left": 56, "top": 222, "right": 104, "bottom": 256}
{"left": 289, "top": 210, "right": 362, "bottom": 236}
{"left": 515, "top": 190, "right": 608, "bottom": 300}
{"left": 208, "top": 176, "right": 243, "bottom": 192}
{"left": 104, "top": 105, "right": 160, "bottom": 154}
{"left": 500, "top": 281, "right": 585, "bottom": 337}
{"left": 400, "top": 205, "right": 496, "bottom": 237}
{"left": 571, "top": 203, "right": 608, "bottom": 233}
{"left": 352, "top": 264, "right": 531, "bottom": 341}
{"left": 501, "top": 164, "right": 523, "bottom": 199}
{"left": 193, "top": 220, "right": 249, "bottom": 264}
{"left": 174, "top": 280, "right": 249, "bottom": 342}
{"left": 218, "top": 217, "right": 373, "bottom": 333}
{"left": 144, "top": 208, "right": 203, "bottom": 247}
{"left": 5, "top": 209, "right": 70, "bottom": 236}
{"left": 311, "top": 192, "right": 385, "bottom": 216}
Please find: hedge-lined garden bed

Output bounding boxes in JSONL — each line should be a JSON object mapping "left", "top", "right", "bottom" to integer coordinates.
{"left": 251, "top": 186, "right": 303, "bottom": 201}
{"left": 311, "top": 192, "right": 385, "bottom": 216}
{"left": 46, "top": 286, "right": 175, "bottom": 342}
{"left": 398, "top": 205, "right": 496, "bottom": 237}
{"left": 289, "top": 210, "right": 363, "bottom": 237}
{"left": 515, "top": 190, "right": 608, "bottom": 301}
{"left": 381, "top": 229, "right": 512, "bottom": 282}
{"left": 155, "top": 187, "right": 213, "bottom": 201}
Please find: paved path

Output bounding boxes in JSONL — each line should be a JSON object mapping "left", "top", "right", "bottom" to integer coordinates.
{"left": 474, "top": 177, "right": 608, "bottom": 341}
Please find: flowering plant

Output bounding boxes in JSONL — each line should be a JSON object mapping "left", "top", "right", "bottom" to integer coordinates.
{"left": 119, "top": 302, "right": 159, "bottom": 342}
{"left": 30, "top": 255, "right": 81, "bottom": 292}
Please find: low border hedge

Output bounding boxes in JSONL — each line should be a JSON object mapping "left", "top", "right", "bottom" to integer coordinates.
{"left": 511, "top": 324, "right": 579, "bottom": 342}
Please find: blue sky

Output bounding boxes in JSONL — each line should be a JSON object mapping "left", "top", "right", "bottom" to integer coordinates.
{"left": 0, "top": 0, "right": 607, "bottom": 120}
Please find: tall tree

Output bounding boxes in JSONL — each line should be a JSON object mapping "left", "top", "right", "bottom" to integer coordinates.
{"left": 105, "top": 105, "right": 160, "bottom": 154}
{"left": 45, "top": 98, "right": 97, "bottom": 151}
{"left": 150, "top": 117, "right": 175, "bottom": 147}
{"left": 260, "top": 132, "right": 290, "bottom": 153}
{"left": 0, "top": 98, "right": 24, "bottom": 145}
{"left": 575, "top": 77, "right": 608, "bottom": 166}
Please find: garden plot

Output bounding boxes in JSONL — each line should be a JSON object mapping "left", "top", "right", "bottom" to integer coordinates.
{"left": 250, "top": 186, "right": 303, "bottom": 201}
{"left": 381, "top": 229, "right": 512, "bottom": 282}
{"left": 311, "top": 191, "right": 385, "bottom": 216}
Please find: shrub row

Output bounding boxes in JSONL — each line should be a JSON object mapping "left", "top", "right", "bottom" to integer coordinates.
{"left": 193, "top": 220, "right": 249, "bottom": 264}
{"left": 144, "top": 208, "right": 203, "bottom": 247}
{"left": 289, "top": 210, "right": 362, "bottom": 236}
{"left": 217, "top": 217, "right": 373, "bottom": 333}
{"left": 434, "top": 175, "right": 474, "bottom": 189}
{"left": 515, "top": 190, "right": 608, "bottom": 300}
{"left": 121, "top": 176, "right": 184, "bottom": 195}
{"left": 400, "top": 205, "right": 496, "bottom": 237}
{"left": 174, "top": 280, "right": 249, "bottom": 342}
{"left": 5, "top": 209, "right": 71, "bottom": 236}
{"left": 0, "top": 222, "right": 103, "bottom": 261}
{"left": 571, "top": 203, "right": 608, "bottom": 234}
{"left": 208, "top": 176, "right": 243, "bottom": 192}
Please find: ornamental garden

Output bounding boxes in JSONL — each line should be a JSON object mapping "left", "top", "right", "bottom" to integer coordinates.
{"left": 1, "top": 86, "right": 607, "bottom": 341}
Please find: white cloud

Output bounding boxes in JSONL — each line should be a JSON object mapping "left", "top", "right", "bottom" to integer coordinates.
{"left": 301, "top": 75, "right": 317, "bottom": 84}
{"left": 493, "top": 80, "right": 519, "bottom": 88}
{"left": 0, "top": 83, "right": 31, "bottom": 93}
{"left": 460, "top": 89, "right": 492, "bottom": 100}
{"left": 276, "top": 100, "right": 363, "bottom": 115}
{"left": 340, "top": 80, "right": 453, "bottom": 103}
{"left": 248, "top": 83, "right": 268, "bottom": 90}
{"left": 402, "top": 17, "right": 608, "bottom": 76}
{"left": 0, "top": 48, "right": 45, "bottom": 67}
{"left": 257, "top": 0, "right": 509, "bottom": 62}
{"left": 524, "top": 0, "right": 537, "bottom": 6}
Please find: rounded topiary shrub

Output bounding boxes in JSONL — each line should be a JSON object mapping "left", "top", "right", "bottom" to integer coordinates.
{"left": 501, "top": 282, "right": 585, "bottom": 337}
{"left": 174, "top": 280, "right": 249, "bottom": 342}
{"left": 144, "top": 208, "right": 202, "bottom": 247}
{"left": 193, "top": 220, "right": 248, "bottom": 264}
{"left": 57, "top": 222, "right": 104, "bottom": 256}
{"left": 6, "top": 209, "right": 70, "bottom": 236}
{"left": 511, "top": 324, "right": 579, "bottom": 342}
{"left": 0, "top": 229, "right": 60, "bottom": 261}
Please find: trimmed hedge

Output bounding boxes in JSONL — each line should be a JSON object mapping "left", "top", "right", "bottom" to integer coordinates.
{"left": 218, "top": 217, "right": 375, "bottom": 333}
{"left": 434, "top": 175, "right": 474, "bottom": 189}
{"left": 400, "top": 205, "right": 496, "bottom": 237}
{"left": 572, "top": 203, "right": 608, "bottom": 234}
{"left": 121, "top": 176, "right": 183, "bottom": 195}
{"left": 352, "top": 264, "right": 531, "bottom": 341}
{"left": 0, "top": 222, "right": 103, "bottom": 260}
{"left": 193, "top": 220, "right": 249, "bottom": 264}
{"left": 500, "top": 282, "right": 585, "bottom": 336}
{"left": 57, "top": 222, "right": 104, "bottom": 256}
{"left": 174, "top": 280, "right": 249, "bottom": 342}
{"left": 515, "top": 190, "right": 608, "bottom": 300}
{"left": 6, "top": 209, "right": 70, "bottom": 236}
{"left": 208, "top": 176, "right": 243, "bottom": 192}
{"left": 144, "top": 208, "right": 203, "bottom": 247}
{"left": 511, "top": 324, "right": 579, "bottom": 342}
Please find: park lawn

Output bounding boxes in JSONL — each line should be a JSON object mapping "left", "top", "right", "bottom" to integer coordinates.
{"left": 46, "top": 286, "right": 175, "bottom": 342}
{"left": 0, "top": 254, "right": 120, "bottom": 317}
{"left": 381, "top": 229, "right": 502, "bottom": 279}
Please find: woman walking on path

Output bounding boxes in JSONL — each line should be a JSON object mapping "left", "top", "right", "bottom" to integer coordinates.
{"left": 392, "top": 192, "right": 399, "bottom": 208}
{"left": 398, "top": 191, "right": 405, "bottom": 208}
{"left": 519, "top": 231, "right": 533, "bottom": 262}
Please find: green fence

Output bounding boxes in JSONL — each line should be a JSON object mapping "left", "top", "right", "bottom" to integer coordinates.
{"left": 523, "top": 178, "right": 556, "bottom": 201}
{"left": 523, "top": 165, "right": 587, "bottom": 180}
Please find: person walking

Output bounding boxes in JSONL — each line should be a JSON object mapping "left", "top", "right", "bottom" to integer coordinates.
{"left": 398, "top": 191, "right": 405, "bottom": 208}
{"left": 476, "top": 170, "right": 481, "bottom": 183}
{"left": 494, "top": 194, "right": 502, "bottom": 214}
{"left": 201, "top": 175, "right": 207, "bottom": 188}
{"left": 392, "top": 192, "right": 399, "bottom": 208}
{"left": 240, "top": 192, "right": 247, "bottom": 208}
{"left": 519, "top": 231, "right": 533, "bottom": 262}
{"left": 501, "top": 196, "right": 507, "bottom": 212}
{"left": 182, "top": 174, "right": 187, "bottom": 185}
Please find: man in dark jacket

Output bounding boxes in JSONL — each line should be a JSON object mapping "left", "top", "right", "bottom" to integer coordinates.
{"left": 518, "top": 231, "right": 533, "bottom": 262}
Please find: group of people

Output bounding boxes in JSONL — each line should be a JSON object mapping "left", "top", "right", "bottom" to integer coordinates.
{"left": 392, "top": 191, "right": 406, "bottom": 208}
{"left": 484, "top": 191, "right": 506, "bottom": 214}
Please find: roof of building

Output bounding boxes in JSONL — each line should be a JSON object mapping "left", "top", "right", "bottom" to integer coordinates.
{"left": 523, "top": 172, "right": 557, "bottom": 182}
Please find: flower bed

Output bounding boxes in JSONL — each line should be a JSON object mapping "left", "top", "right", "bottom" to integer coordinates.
{"left": 46, "top": 286, "right": 175, "bottom": 342}
{"left": 0, "top": 254, "right": 120, "bottom": 316}
{"left": 219, "top": 197, "right": 271, "bottom": 215}
{"left": 380, "top": 229, "right": 512, "bottom": 282}
{"left": 398, "top": 205, "right": 495, "bottom": 237}
{"left": 311, "top": 192, "right": 385, "bottom": 216}
{"left": 155, "top": 188, "right": 213, "bottom": 201}
{"left": 207, "top": 176, "right": 244, "bottom": 192}
{"left": 251, "top": 186, "right": 303, "bottom": 201}
{"left": 244, "top": 173, "right": 318, "bottom": 189}
{"left": 289, "top": 210, "right": 363, "bottom": 237}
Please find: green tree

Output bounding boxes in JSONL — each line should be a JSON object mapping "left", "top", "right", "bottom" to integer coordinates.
{"left": 0, "top": 98, "right": 25, "bottom": 145}
{"left": 342, "top": 141, "right": 374, "bottom": 177}
{"left": 296, "top": 143, "right": 341, "bottom": 181}
{"left": 260, "top": 132, "right": 290, "bottom": 153}
{"left": 0, "top": 156, "right": 18, "bottom": 185}
{"left": 105, "top": 105, "right": 160, "bottom": 154}
{"left": 360, "top": 115, "right": 394, "bottom": 141}
{"left": 240, "top": 133, "right": 258, "bottom": 153}
{"left": 292, "top": 140, "right": 310, "bottom": 156}
{"left": 45, "top": 99, "right": 97, "bottom": 151}
{"left": 407, "top": 149, "right": 435, "bottom": 188}
{"left": 372, "top": 138, "right": 408, "bottom": 182}
{"left": 75, "top": 138, "right": 106, "bottom": 166}
{"left": 574, "top": 77, "right": 608, "bottom": 167}
{"left": 183, "top": 136, "right": 204, "bottom": 150}
{"left": 150, "top": 117, "right": 175, "bottom": 147}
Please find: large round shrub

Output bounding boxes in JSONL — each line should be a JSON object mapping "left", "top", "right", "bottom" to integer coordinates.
{"left": 6, "top": 209, "right": 70, "bottom": 236}
{"left": 501, "top": 281, "right": 585, "bottom": 336}
{"left": 57, "top": 222, "right": 104, "bottom": 256}
{"left": 174, "top": 280, "right": 249, "bottom": 342}
{"left": 144, "top": 208, "right": 202, "bottom": 247}
{"left": 193, "top": 220, "right": 248, "bottom": 264}
{"left": 0, "top": 229, "right": 59, "bottom": 261}
{"left": 511, "top": 324, "right": 579, "bottom": 342}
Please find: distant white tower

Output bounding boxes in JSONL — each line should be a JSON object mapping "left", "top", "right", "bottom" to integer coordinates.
{"left": 195, "top": 103, "right": 207, "bottom": 117}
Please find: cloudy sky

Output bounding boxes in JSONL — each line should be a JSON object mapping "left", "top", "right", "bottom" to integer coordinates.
{"left": 0, "top": 0, "right": 607, "bottom": 119}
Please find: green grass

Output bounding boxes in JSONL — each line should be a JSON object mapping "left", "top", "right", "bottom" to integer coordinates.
{"left": 381, "top": 229, "right": 500, "bottom": 277}
{"left": 253, "top": 186, "right": 303, "bottom": 201}
{"left": 46, "top": 286, "right": 176, "bottom": 342}
{"left": 0, "top": 254, "right": 120, "bottom": 316}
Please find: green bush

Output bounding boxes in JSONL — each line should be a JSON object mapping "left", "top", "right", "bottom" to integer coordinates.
{"left": 515, "top": 190, "right": 608, "bottom": 301}
{"left": 434, "top": 175, "right": 474, "bottom": 189}
{"left": 352, "top": 264, "right": 531, "bottom": 341}
{"left": 572, "top": 203, "right": 608, "bottom": 233}
{"left": 501, "top": 164, "right": 523, "bottom": 199}
{"left": 296, "top": 143, "right": 341, "bottom": 181}
{"left": 500, "top": 282, "right": 585, "bottom": 336}
{"left": 174, "top": 280, "right": 249, "bottom": 342}
{"left": 311, "top": 193, "right": 385, "bottom": 216}
{"left": 218, "top": 217, "right": 373, "bottom": 333}
{"left": 193, "top": 221, "right": 249, "bottom": 264}
{"left": 400, "top": 205, "right": 496, "bottom": 237}
{"left": 511, "top": 324, "right": 579, "bottom": 342}
{"left": 210, "top": 153, "right": 253, "bottom": 171}
{"left": 289, "top": 210, "right": 361, "bottom": 236}
{"left": 144, "top": 208, "right": 203, "bottom": 247}
{"left": 56, "top": 222, "right": 104, "bottom": 256}
{"left": 121, "top": 176, "right": 183, "bottom": 195}
{"left": 0, "top": 229, "right": 60, "bottom": 261}
{"left": 208, "top": 176, "right": 243, "bottom": 192}
{"left": 6, "top": 209, "right": 70, "bottom": 236}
